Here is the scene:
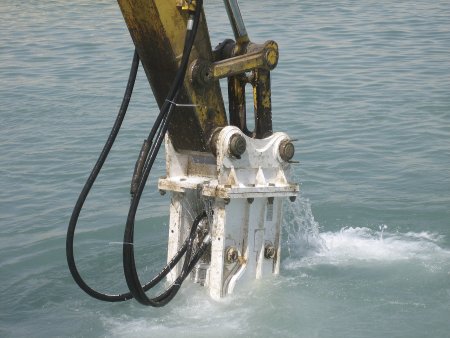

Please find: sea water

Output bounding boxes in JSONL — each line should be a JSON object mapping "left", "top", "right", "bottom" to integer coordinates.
{"left": 1, "top": 1, "right": 449, "bottom": 337}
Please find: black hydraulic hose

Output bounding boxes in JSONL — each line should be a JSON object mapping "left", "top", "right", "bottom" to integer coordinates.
{"left": 66, "top": 50, "right": 200, "bottom": 303}
{"left": 187, "top": 233, "right": 211, "bottom": 272}
{"left": 123, "top": 1, "right": 204, "bottom": 306}
{"left": 141, "top": 212, "right": 208, "bottom": 305}
{"left": 67, "top": 1, "right": 207, "bottom": 307}
{"left": 66, "top": 50, "right": 139, "bottom": 302}
{"left": 123, "top": 37, "right": 199, "bottom": 305}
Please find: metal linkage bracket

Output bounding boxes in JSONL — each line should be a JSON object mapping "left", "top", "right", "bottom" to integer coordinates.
{"left": 159, "top": 126, "right": 298, "bottom": 299}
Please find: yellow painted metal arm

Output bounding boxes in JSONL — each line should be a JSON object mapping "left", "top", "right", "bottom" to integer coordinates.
{"left": 118, "top": 0, "right": 279, "bottom": 146}
{"left": 117, "top": 0, "right": 227, "bottom": 152}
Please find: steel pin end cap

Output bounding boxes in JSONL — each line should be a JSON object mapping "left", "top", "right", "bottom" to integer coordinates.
{"left": 229, "top": 133, "right": 246, "bottom": 158}
{"left": 279, "top": 140, "right": 295, "bottom": 162}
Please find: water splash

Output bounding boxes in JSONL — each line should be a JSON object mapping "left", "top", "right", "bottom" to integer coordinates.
{"left": 282, "top": 197, "right": 450, "bottom": 272}
{"left": 378, "top": 224, "right": 388, "bottom": 241}
{"left": 282, "top": 196, "right": 326, "bottom": 258}
{"left": 321, "top": 227, "right": 449, "bottom": 261}
{"left": 284, "top": 223, "right": 450, "bottom": 272}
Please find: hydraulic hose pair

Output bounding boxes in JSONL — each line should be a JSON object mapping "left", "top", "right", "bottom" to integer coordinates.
{"left": 66, "top": 1, "right": 208, "bottom": 306}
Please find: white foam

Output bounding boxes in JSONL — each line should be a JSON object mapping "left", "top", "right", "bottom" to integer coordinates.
{"left": 103, "top": 289, "right": 251, "bottom": 338}
{"left": 282, "top": 197, "right": 450, "bottom": 271}
{"left": 283, "top": 197, "right": 327, "bottom": 257}
{"left": 284, "top": 226, "right": 450, "bottom": 271}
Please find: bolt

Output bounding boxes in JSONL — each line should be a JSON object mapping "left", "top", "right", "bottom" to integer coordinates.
{"left": 265, "top": 48, "right": 279, "bottom": 69}
{"left": 279, "top": 140, "right": 295, "bottom": 162}
{"left": 190, "top": 59, "right": 213, "bottom": 86}
{"left": 264, "top": 244, "right": 276, "bottom": 259}
{"left": 229, "top": 133, "right": 246, "bottom": 158}
{"left": 226, "top": 247, "right": 239, "bottom": 264}
{"left": 202, "top": 65, "right": 213, "bottom": 83}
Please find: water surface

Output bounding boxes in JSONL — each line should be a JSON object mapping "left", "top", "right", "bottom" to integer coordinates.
{"left": 1, "top": 1, "right": 449, "bottom": 337}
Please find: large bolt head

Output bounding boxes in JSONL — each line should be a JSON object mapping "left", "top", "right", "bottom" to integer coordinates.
{"left": 264, "top": 244, "right": 276, "bottom": 259}
{"left": 229, "top": 133, "right": 246, "bottom": 158}
{"left": 279, "top": 140, "right": 295, "bottom": 162}
{"left": 225, "top": 247, "right": 239, "bottom": 264}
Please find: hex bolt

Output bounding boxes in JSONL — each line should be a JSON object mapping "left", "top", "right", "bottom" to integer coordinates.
{"left": 225, "top": 247, "right": 239, "bottom": 264}
{"left": 279, "top": 140, "right": 295, "bottom": 162}
{"left": 229, "top": 133, "right": 246, "bottom": 158}
{"left": 264, "top": 244, "right": 276, "bottom": 259}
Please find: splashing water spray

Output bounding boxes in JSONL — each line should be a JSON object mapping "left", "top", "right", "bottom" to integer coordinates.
{"left": 379, "top": 224, "right": 388, "bottom": 241}
{"left": 282, "top": 191, "right": 327, "bottom": 259}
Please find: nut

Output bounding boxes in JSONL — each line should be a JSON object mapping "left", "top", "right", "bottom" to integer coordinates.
{"left": 225, "top": 247, "right": 239, "bottom": 263}
{"left": 264, "top": 244, "right": 276, "bottom": 259}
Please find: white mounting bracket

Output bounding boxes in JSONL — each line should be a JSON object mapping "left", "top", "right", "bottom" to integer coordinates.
{"left": 158, "top": 126, "right": 298, "bottom": 299}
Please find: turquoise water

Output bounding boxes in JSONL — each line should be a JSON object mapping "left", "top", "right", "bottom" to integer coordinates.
{"left": 1, "top": 1, "right": 450, "bottom": 337}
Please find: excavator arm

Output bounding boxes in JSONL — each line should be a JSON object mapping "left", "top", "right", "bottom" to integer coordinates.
{"left": 67, "top": 0, "right": 298, "bottom": 306}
